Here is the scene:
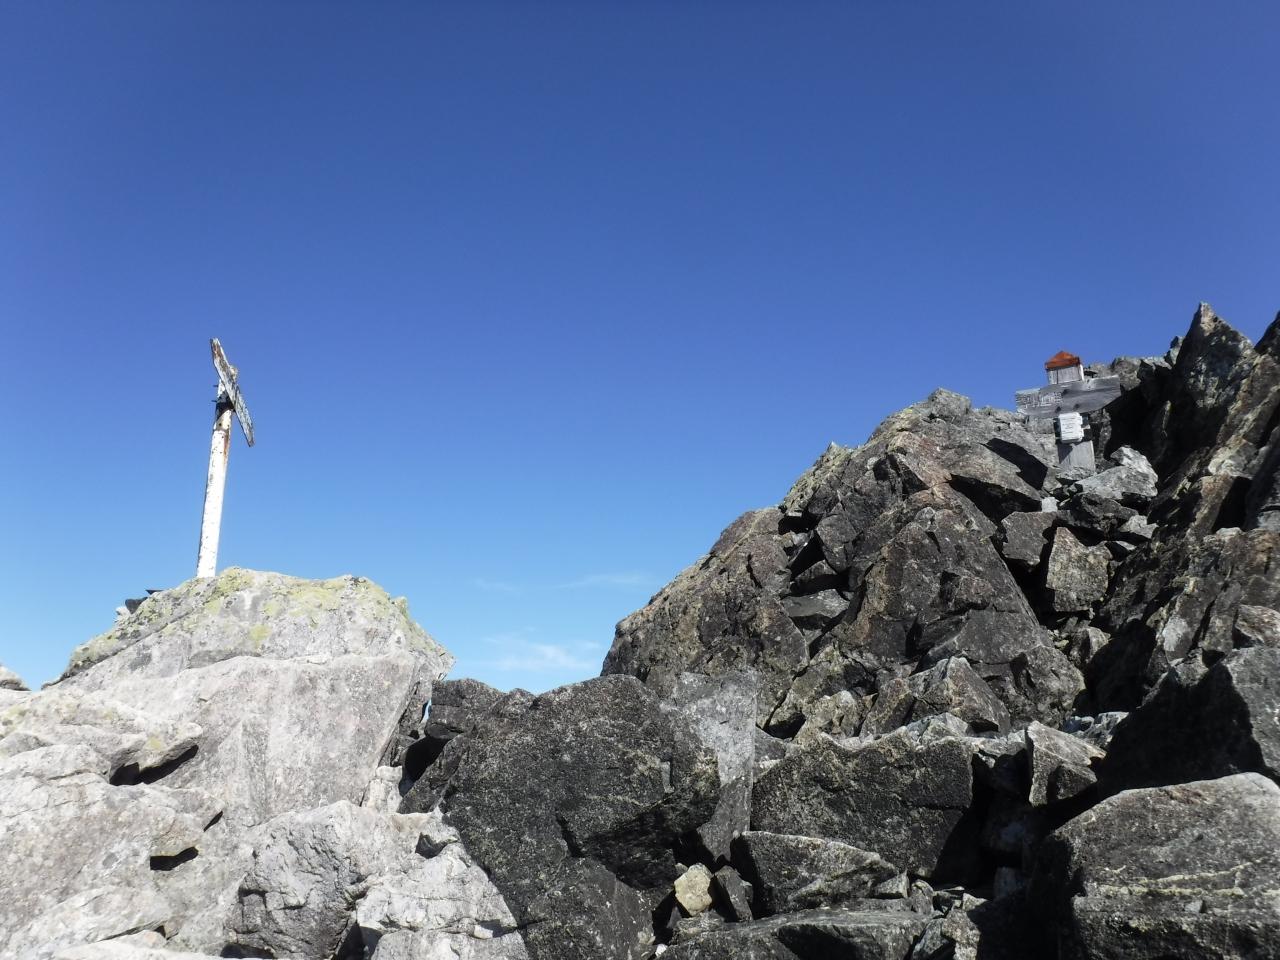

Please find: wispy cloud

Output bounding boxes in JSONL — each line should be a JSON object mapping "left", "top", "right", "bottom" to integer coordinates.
{"left": 553, "top": 572, "right": 652, "bottom": 590}
{"left": 469, "top": 578, "right": 525, "bottom": 594}
{"left": 469, "top": 572, "right": 652, "bottom": 594}
{"left": 471, "top": 628, "right": 603, "bottom": 675}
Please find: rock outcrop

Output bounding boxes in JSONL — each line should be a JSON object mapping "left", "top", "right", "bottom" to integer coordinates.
{"left": 5, "top": 303, "right": 1278, "bottom": 960}
{"left": 0, "top": 568, "right": 453, "bottom": 959}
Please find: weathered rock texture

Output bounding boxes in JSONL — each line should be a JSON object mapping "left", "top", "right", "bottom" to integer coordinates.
{"left": 0, "top": 568, "right": 453, "bottom": 959}
{"left": 5, "top": 303, "right": 1278, "bottom": 960}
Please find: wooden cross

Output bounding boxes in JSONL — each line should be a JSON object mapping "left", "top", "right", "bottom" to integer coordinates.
{"left": 196, "top": 339, "right": 255, "bottom": 578}
{"left": 1014, "top": 351, "right": 1121, "bottom": 474}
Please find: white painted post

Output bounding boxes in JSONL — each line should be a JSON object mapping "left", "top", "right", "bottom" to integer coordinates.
{"left": 196, "top": 397, "right": 234, "bottom": 578}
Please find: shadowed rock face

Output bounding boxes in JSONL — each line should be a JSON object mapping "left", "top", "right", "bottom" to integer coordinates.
{"left": 602, "top": 391, "right": 1082, "bottom": 736}
{"left": 6, "top": 304, "right": 1280, "bottom": 960}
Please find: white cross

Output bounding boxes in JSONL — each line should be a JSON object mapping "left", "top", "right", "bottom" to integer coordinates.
{"left": 196, "top": 339, "right": 255, "bottom": 578}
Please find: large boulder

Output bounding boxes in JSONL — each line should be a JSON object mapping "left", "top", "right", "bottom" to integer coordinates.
{"left": 751, "top": 728, "right": 981, "bottom": 882}
{"left": 732, "top": 831, "right": 898, "bottom": 916}
{"left": 0, "top": 568, "right": 455, "bottom": 958}
{"left": 1031, "top": 774, "right": 1280, "bottom": 959}
{"left": 400, "top": 675, "right": 721, "bottom": 960}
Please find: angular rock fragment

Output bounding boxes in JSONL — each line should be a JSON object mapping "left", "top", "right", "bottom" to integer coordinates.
{"left": 1098, "top": 646, "right": 1280, "bottom": 793}
{"left": 1024, "top": 721, "right": 1102, "bottom": 807}
{"left": 667, "top": 672, "right": 757, "bottom": 860}
{"left": 998, "top": 511, "right": 1056, "bottom": 570}
{"left": 1233, "top": 604, "right": 1280, "bottom": 648}
{"left": 712, "top": 866, "right": 753, "bottom": 922}
{"left": 1044, "top": 527, "right": 1110, "bottom": 613}
{"left": 1074, "top": 446, "right": 1158, "bottom": 508}
{"left": 733, "top": 831, "right": 898, "bottom": 916}
{"left": 907, "top": 657, "right": 1010, "bottom": 733}
{"left": 752, "top": 729, "right": 980, "bottom": 881}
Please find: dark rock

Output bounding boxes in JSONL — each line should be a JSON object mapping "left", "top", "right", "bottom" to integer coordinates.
{"left": 1031, "top": 774, "right": 1280, "bottom": 960}
{"left": 712, "top": 865, "right": 753, "bottom": 922}
{"left": 403, "top": 677, "right": 507, "bottom": 777}
{"left": 400, "top": 675, "right": 720, "bottom": 959}
{"left": 751, "top": 729, "right": 981, "bottom": 882}
{"left": 732, "top": 831, "right": 899, "bottom": 916}
{"left": 998, "top": 511, "right": 1056, "bottom": 570}
{"left": 603, "top": 393, "right": 1060, "bottom": 733}
{"left": 907, "top": 657, "right": 1011, "bottom": 733}
{"left": 1233, "top": 604, "right": 1280, "bottom": 648}
{"left": 1097, "top": 646, "right": 1280, "bottom": 794}
{"left": 662, "top": 907, "right": 928, "bottom": 960}
{"left": 521, "top": 858, "right": 656, "bottom": 960}
{"left": 1090, "top": 527, "right": 1280, "bottom": 711}
{"left": 1058, "top": 491, "right": 1138, "bottom": 540}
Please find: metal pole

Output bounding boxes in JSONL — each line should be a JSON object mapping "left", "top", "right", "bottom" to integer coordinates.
{"left": 196, "top": 395, "right": 234, "bottom": 578}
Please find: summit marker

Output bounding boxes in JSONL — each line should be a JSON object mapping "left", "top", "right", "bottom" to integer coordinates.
{"left": 195, "top": 338, "right": 255, "bottom": 578}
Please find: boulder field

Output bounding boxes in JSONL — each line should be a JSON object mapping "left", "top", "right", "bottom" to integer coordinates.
{"left": 3, "top": 303, "right": 1278, "bottom": 959}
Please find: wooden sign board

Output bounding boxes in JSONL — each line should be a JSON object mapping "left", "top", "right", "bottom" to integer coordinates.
{"left": 211, "top": 338, "right": 255, "bottom": 446}
{"left": 1015, "top": 376, "right": 1123, "bottom": 420}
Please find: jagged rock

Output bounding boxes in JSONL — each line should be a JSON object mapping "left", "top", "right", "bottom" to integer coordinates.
{"left": 0, "top": 569, "right": 454, "bottom": 958}
{"left": 225, "top": 801, "right": 525, "bottom": 959}
{"left": 793, "top": 690, "right": 866, "bottom": 743}
{"left": 675, "top": 864, "right": 716, "bottom": 915}
{"left": 732, "top": 831, "right": 899, "bottom": 916}
{"left": 712, "top": 866, "right": 753, "bottom": 921}
{"left": 0, "top": 741, "right": 221, "bottom": 959}
{"left": 519, "top": 859, "right": 654, "bottom": 960}
{"left": 1074, "top": 446, "right": 1158, "bottom": 507}
{"left": 1024, "top": 721, "right": 1102, "bottom": 807}
{"left": 1233, "top": 604, "right": 1280, "bottom": 648}
{"left": 752, "top": 728, "right": 980, "bottom": 881}
{"left": 1031, "top": 774, "right": 1280, "bottom": 959}
{"left": 1097, "top": 646, "right": 1280, "bottom": 794}
{"left": 662, "top": 906, "right": 928, "bottom": 960}
{"left": 405, "top": 677, "right": 507, "bottom": 778}
{"left": 667, "top": 672, "right": 757, "bottom": 860}
{"left": 0, "top": 662, "right": 28, "bottom": 691}
{"left": 861, "top": 659, "right": 1009, "bottom": 737}
{"left": 998, "top": 511, "right": 1056, "bottom": 570}
{"left": 1044, "top": 527, "right": 1110, "bottom": 613}
{"left": 401, "top": 675, "right": 719, "bottom": 960}
{"left": 906, "top": 657, "right": 1010, "bottom": 733}
{"left": 604, "top": 392, "right": 1062, "bottom": 733}
{"left": 49, "top": 569, "right": 453, "bottom": 831}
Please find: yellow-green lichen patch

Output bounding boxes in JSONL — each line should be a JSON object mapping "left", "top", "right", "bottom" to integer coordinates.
{"left": 248, "top": 624, "right": 270, "bottom": 650}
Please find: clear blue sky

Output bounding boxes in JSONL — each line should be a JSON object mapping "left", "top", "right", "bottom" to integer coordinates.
{"left": 2, "top": 2, "right": 1277, "bottom": 691}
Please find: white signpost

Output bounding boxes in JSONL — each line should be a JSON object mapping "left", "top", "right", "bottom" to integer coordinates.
{"left": 196, "top": 339, "right": 255, "bottom": 579}
{"left": 1015, "top": 351, "right": 1120, "bottom": 475}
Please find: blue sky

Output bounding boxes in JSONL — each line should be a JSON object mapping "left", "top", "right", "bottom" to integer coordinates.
{"left": 2, "top": 2, "right": 1277, "bottom": 691}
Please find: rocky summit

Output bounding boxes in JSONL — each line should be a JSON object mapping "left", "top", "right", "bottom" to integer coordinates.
{"left": 3, "top": 303, "right": 1279, "bottom": 960}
